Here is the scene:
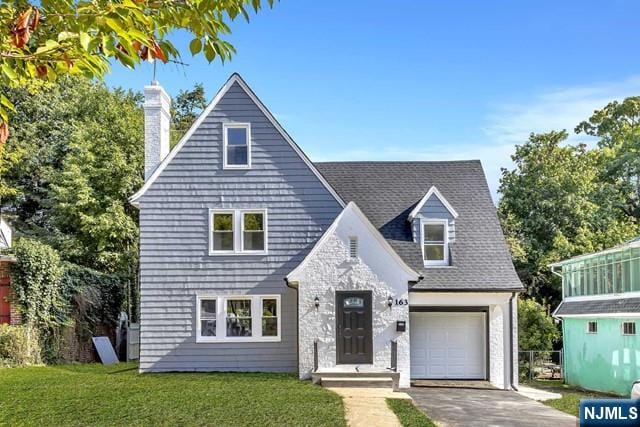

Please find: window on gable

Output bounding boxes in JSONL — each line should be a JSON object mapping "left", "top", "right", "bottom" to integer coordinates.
{"left": 223, "top": 123, "right": 251, "bottom": 168}
{"left": 586, "top": 321, "right": 597, "bottom": 334}
{"left": 423, "top": 220, "right": 448, "bottom": 266}
{"left": 623, "top": 321, "right": 636, "bottom": 336}
{"left": 243, "top": 212, "right": 265, "bottom": 252}
{"left": 212, "top": 212, "right": 234, "bottom": 252}
{"left": 210, "top": 209, "right": 267, "bottom": 255}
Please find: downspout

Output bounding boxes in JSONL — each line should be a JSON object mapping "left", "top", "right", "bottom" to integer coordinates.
{"left": 509, "top": 291, "right": 518, "bottom": 391}
{"left": 284, "top": 278, "right": 299, "bottom": 370}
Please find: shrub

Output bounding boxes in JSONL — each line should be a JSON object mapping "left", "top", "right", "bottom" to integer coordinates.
{"left": 518, "top": 298, "right": 560, "bottom": 351}
{"left": 0, "top": 324, "right": 41, "bottom": 366}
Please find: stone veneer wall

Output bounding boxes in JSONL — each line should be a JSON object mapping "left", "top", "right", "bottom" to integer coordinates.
{"left": 296, "top": 234, "right": 411, "bottom": 388}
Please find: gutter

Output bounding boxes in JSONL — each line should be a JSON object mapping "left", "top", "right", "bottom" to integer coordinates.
{"left": 509, "top": 291, "right": 518, "bottom": 391}
{"left": 284, "top": 278, "right": 299, "bottom": 369}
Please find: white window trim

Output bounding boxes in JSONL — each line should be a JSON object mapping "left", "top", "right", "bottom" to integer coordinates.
{"left": 209, "top": 208, "right": 268, "bottom": 256}
{"left": 586, "top": 321, "right": 598, "bottom": 334}
{"left": 196, "top": 294, "right": 281, "bottom": 343}
{"left": 222, "top": 122, "right": 252, "bottom": 170}
{"left": 622, "top": 321, "right": 636, "bottom": 336}
{"left": 421, "top": 218, "right": 449, "bottom": 267}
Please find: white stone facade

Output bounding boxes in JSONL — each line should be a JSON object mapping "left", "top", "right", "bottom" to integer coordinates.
{"left": 289, "top": 204, "right": 417, "bottom": 388}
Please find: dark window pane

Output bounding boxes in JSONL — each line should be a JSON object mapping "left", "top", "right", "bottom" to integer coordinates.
{"left": 243, "top": 231, "right": 264, "bottom": 251}
{"left": 227, "top": 127, "right": 247, "bottom": 145}
{"left": 227, "top": 299, "right": 251, "bottom": 317}
{"left": 262, "top": 318, "right": 278, "bottom": 336}
{"left": 213, "top": 232, "right": 234, "bottom": 251}
{"left": 344, "top": 297, "right": 364, "bottom": 308}
{"left": 213, "top": 213, "right": 233, "bottom": 231}
{"left": 424, "top": 224, "right": 445, "bottom": 242}
{"left": 201, "top": 320, "right": 216, "bottom": 336}
{"left": 200, "top": 300, "right": 216, "bottom": 317}
{"left": 227, "top": 145, "right": 248, "bottom": 165}
{"left": 262, "top": 299, "right": 277, "bottom": 317}
{"left": 226, "top": 318, "right": 252, "bottom": 337}
{"left": 244, "top": 213, "right": 263, "bottom": 231}
{"left": 424, "top": 244, "right": 444, "bottom": 261}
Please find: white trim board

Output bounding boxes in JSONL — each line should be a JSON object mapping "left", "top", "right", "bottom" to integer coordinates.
{"left": 556, "top": 313, "right": 640, "bottom": 318}
{"left": 129, "top": 73, "right": 346, "bottom": 207}
{"left": 408, "top": 186, "right": 459, "bottom": 220}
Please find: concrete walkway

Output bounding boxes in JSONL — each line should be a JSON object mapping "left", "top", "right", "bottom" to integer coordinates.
{"left": 327, "top": 388, "right": 412, "bottom": 427}
{"left": 408, "top": 386, "right": 576, "bottom": 427}
{"left": 516, "top": 385, "right": 563, "bottom": 401}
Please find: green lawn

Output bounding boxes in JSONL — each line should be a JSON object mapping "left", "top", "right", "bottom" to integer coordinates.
{"left": 0, "top": 363, "right": 346, "bottom": 427}
{"left": 527, "top": 380, "right": 619, "bottom": 417}
{"left": 386, "top": 399, "right": 436, "bottom": 427}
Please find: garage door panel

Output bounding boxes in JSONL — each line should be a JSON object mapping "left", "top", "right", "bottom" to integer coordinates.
{"left": 410, "top": 311, "right": 486, "bottom": 380}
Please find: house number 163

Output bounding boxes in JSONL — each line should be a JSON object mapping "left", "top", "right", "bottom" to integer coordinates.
{"left": 394, "top": 298, "right": 408, "bottom": 306}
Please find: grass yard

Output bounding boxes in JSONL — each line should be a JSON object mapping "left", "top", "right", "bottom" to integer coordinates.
{"left": 0, "top": 363, "right": 346, "bottom": 427}
{"left": 527, "top": 379, "right": 619, "bottom": 417}
{"left": 386, "top": 399, "right": 436, "bottom": 427}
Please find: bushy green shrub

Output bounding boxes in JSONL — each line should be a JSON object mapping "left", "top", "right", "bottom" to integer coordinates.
{"left": 518, "top": 298, "right": 560, "bottom": 350}
{"left": 0, "top": 324, "right": 41, "bottom": 366}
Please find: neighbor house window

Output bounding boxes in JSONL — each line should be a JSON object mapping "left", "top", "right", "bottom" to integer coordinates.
{"left": 211, "top": 211, "right": 234, "bottom": 252}
{"left": 223, "top": 123, "right": 251, "bottom": 168}
{"left": 210, "top": 209, "right": 267, "bottom": 255}
{"left": 422, "top": 219, "right": 448, "bottom": 266}
{"left": 586, "top": 321, "right": 597, "bottom": 334}
{"left": 196, "top": 295, "right": 280, "bottom": 342}
{"left": 242, "top": 212, "right": 265, "bottom": 252}
{"left": 623, "top": 321, "right": 636, "bottom": 336}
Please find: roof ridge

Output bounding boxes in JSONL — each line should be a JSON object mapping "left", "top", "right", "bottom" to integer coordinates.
{"left": 314, "top": 160, "right": 481, "bottom": 165}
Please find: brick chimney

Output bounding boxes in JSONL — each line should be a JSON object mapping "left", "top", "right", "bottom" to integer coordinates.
{"left": 143, "top": 81, "right": 171, "bottom": 180}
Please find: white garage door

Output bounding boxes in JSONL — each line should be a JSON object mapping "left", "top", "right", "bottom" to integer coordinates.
{"left": 410, "top": 311, "right": 486, "bottom": 379}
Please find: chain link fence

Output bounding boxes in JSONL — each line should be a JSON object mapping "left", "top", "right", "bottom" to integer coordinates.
{"left": 518, "top": 350, "right": 563, "bottom": 382}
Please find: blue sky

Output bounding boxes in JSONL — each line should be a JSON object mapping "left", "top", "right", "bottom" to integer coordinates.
{"left": 106, "top": 0, "right": 640, "bottom": 199}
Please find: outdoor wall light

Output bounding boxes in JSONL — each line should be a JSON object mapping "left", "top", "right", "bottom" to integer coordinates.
{"left": 387, "top": 295, "right": 393, "bottom": 308}
{"left": 314, "top": 296, "right": 320, "bottom": 309}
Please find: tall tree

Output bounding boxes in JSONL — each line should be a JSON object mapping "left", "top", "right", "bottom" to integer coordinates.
{"left": 0, "top": 0, "right": 275, "bottom": 141}
{"left": 576, "top": 97, "right": 640, "bottom": 219}
{"left": 1, "top": 77, "right": 143, "bottom": 275}
{"left": 171, "top": 83, "right": 207, "bottom": 146}
{"left": 498, "top": 130, "right": 638, "bottom": 307}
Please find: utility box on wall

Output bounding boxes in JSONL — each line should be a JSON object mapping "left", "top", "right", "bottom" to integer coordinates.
{"left": 396, "top": 321, "right": 406, "bottom": 332}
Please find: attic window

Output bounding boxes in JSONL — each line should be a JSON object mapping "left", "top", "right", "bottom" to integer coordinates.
{"left": 349, "top": 237, "right": 358, "bottom": 259}
{"left": 223, "top": 123, "right": 251, "bottom": 169}
{"left": 422, "top": 219, "right": 449, "bottom": 266}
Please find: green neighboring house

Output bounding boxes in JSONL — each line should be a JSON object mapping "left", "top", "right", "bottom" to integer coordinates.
{"left": 552, "top": 237, "right": 640, "bottom": 396}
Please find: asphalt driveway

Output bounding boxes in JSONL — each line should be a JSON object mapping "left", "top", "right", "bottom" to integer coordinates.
{"left": 408, "top": 386, "right": 576, "bottom": 427}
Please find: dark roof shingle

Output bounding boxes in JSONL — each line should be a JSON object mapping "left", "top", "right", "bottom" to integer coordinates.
{"left": 314, "top": 161, "right": 523, "bottom": 292}
{"left": 555, "top": 298, "right": 640, "bottom": 316}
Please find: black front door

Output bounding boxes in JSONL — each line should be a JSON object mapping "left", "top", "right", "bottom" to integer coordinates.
{"left": 336, "top": 291, "right": 373, "bottom": 364}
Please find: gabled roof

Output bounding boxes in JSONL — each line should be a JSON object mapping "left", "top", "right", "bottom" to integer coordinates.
{"left": 315, "top": 161, "right": 523, "bottom": 292}
{"left": 287, "top": 202, "right": 419, "bottom": 283}
{"left": 408, "top": 185, "right": 459, "bottom": 220}
{"left": 129, "top": 73, "right": 345, "bottom": 207}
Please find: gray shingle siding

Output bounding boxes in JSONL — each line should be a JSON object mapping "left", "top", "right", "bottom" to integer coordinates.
{"left": 138, "top": 82, "right": 343, "bottom": 372}
{"left": 411, "top": 194, "right": 456, "bottom": 243}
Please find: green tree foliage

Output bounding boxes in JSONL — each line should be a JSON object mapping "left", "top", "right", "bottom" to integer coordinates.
{"left": 576, "top": 97, "right": 640, "bottom": 219}
{"left": 518, "top": 298, "right": 559, "bottom": 351}
{"left": 10, "top": 238, "right": 65, "bottom": 361}
{"left": 171, "top": 83, "right": 207, "bottom": 146}
{"left": 499, "top": 100, "right": 640, "bottom": 308}
{"left": 0, "top": 0, "right": 276, "bottom": 140}
{"left": 1, "top": 77, "right": 143, "bottom": 275}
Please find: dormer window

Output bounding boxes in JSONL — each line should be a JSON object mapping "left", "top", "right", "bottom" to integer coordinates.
{"left": 422, "top": 219, "right": 449, "bottom": 266}
{"left": 223, "top": 123, "right": 251, "bottom": 169}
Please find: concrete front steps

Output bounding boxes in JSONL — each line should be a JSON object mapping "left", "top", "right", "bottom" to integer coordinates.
{"left": 312, "top": 371, "right": 400, "bottom": 391}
